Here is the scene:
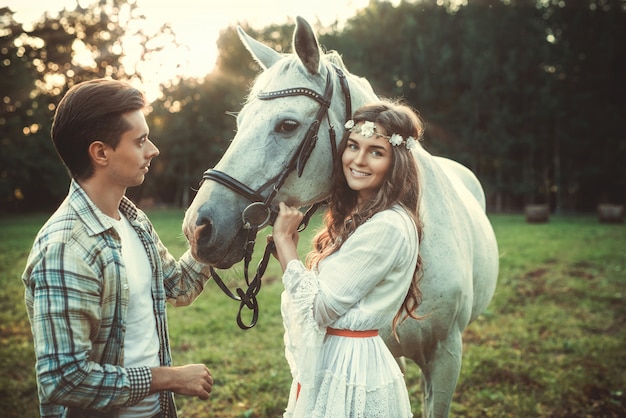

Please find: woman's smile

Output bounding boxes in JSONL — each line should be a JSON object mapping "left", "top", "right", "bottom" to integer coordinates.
{"left": 349, "top": 168, "right": 371, "bottom": 177}
{"left": 342, "top": 122, "right": 393, "bottom": 201}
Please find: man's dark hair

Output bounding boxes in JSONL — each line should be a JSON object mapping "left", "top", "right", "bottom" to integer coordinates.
{"left": 51, "top": 79, "right": 147, "bottom": 179}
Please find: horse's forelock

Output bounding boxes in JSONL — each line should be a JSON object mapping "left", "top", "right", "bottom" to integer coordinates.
{"left": 324, "top": 50, "right": 346, "bottom": 70}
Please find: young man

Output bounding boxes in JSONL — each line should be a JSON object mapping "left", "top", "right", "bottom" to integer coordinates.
{"left": 22, "top": 79, "right": 213, "bottom": 418}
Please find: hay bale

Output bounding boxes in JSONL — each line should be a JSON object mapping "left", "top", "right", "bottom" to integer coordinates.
{"left": 598, "top": 204, "right": 624, "bottom": 224}
{"left": 525, "top": 204, "right": 550, "bottom": 223}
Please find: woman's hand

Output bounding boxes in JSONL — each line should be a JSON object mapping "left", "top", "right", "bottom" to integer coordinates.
{"left": 271, "top": 202, "right": 304, "bottom": 271}
{"left": 273, "top": 202, "right": 303, "bottom": 243}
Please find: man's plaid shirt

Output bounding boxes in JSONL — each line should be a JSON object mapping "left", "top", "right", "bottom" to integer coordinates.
{"left": 22, "top": 180, "right": 212, "bottom": 418}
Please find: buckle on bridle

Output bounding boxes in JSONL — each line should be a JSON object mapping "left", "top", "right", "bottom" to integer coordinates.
{"left": 241, "top": 201, "right": 275, "bottom": 229}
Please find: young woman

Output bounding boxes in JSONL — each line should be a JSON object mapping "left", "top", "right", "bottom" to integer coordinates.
{"left": 272, "top": 100, "right": 425, "bottom": 417}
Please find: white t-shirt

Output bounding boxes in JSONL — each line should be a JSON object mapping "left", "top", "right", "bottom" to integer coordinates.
{"left": 112, "top": 213, "right": 160, "bottom": 417}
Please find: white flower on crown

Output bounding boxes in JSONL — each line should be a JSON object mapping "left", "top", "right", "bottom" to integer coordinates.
{"left": 406, "top": 136, "right": 417, "bottom": 150}
{"left": 344, "top": 119, "right": 417, "bottom": 151}
{"left": 360, "top": 121, "right": 376, "bottom": 137}
{"left": 389, "top": 133, "right": 403, "bottom": 146}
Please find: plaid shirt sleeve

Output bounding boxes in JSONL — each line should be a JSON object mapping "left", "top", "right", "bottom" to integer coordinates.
{"left": 161, "top": 246, "right": 213, "bottom": 307}
{"left": 24, "top": 233, "right": 151, "bottom": 412}
{"left": 131, "top": 209, "right": 212, "bottom": 307}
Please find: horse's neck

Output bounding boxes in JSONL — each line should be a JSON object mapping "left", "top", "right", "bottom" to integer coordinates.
{"left": 414, "top": 144, "right": 479, "bottom": 224}
{"left": 347, "top": 76, "right": 378, "bottom": 109}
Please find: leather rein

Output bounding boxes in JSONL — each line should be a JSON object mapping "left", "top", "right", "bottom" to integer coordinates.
{"left": 200, "top": 65, "right": 352, "bottom": 329}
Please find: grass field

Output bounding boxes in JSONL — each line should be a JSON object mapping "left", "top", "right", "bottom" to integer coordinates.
{"left": 1, "top": 210, "right": 624, "bottom": 417}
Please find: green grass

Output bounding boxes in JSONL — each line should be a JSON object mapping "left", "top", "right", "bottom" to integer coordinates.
{"left": 1, "top": 211, "right": 625, "bottom": 417}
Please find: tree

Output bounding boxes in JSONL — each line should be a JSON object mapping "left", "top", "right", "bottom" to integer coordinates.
{"left": 3, "top": 0, "right": 624, "bottom": 212}
{"left": 0, "top": 7, "right": 68, "bottom": 212}
{"left": 321, "top": 0, "right": 626, "bottom": 212}
{"left": 0, "top": 0, "right": 166, "bottom": 212}
{"left": 143, "top": 73, "right": 243, "bottom": 208}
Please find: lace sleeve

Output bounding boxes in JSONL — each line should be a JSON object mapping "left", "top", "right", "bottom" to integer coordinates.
{"left": 281, "top": 260, "right": 326, "bottom": 386}
{"left": 282, "top": 259, "right": 327, "bottom": 345}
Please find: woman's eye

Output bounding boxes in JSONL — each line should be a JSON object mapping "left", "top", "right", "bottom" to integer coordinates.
{"left": 276, "top": 120, "right": 299, "bottom": 133}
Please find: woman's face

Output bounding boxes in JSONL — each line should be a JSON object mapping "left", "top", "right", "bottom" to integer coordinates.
{"left": 341, "top": 122, "right": 393, "bottom": 202}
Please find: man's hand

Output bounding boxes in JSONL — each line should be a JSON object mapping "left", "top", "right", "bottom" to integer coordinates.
{"left": 151, "top": 364, "right": 213, "bottom": 400}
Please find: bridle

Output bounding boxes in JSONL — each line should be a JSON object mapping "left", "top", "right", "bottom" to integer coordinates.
{"left": 199, "top": 64, "right": 352, "bottom": 329}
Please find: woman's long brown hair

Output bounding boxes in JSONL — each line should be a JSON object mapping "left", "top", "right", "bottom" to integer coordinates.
{"left": 306, "top": 99, "right": 426, "bottom": 339}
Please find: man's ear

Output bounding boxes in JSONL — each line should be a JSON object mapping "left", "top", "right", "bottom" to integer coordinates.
{"left": 88, "top": 141, "right": 109, "bottom": 168}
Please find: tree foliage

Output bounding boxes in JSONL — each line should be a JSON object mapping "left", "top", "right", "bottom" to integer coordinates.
{"left": 1, "top": 0, "right": 625, "bottom": 213}
{"left": 319, "top": 0, "right": 625, "bottom": 212}
{"left": 0, "top": 0, "right": 153, "bottom": 211}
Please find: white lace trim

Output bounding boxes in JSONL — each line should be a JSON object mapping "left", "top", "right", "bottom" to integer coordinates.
{"left": 282, "top": 260, "right": 326, "bottom": 386}
{"left": 283, "top": 260, "right": 326, "bottom": 340}
{"left": 287, "top": 369, "right": 412, "bottom": 417}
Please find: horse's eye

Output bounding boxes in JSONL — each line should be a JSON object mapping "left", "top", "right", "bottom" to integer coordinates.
{"left": 276, "top": 119, "right": 299, "bottom": 134}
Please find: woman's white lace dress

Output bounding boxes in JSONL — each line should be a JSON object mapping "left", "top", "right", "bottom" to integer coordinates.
{"left": 281, "top": 206, "right": 418, "bottom": 418}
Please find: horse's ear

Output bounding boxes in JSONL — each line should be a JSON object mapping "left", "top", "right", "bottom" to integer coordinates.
{"left": 293, "top": 16, "right": 321, "bottom": 75}
{"left": 237, "top": 26, "right": 282, "bottom": 70}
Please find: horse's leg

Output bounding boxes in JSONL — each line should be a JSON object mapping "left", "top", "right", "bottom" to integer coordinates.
{"left": 419, "top": 330, "right": 463, "bottom": 418}
{"left": 396, "top": 356, "right": 407, "bottom": 373}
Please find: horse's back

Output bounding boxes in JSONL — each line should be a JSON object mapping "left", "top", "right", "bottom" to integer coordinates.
{"left": 433, "top": 156, "right": 486, "bottom": 211}
{"left": 417, "top": 149, "right": 498, "bottom": 323}
{"left": 388, "top": 149, "right": 498, "bottom": 369}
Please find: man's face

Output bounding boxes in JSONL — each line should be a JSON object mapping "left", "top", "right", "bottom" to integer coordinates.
{"left": 105, "top": 110, "right": 159, "bottom": 188}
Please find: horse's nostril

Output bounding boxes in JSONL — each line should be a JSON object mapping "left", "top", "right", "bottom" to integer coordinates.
{"left": 195, "top": 211, "right": 211, "bottom": 228}
{"left": 194, "top": 214, "right": 214, "bottom": 249}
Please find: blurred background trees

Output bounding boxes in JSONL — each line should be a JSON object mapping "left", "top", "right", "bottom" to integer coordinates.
{"left": 1, "top": 0, "right": 624, "bottom": 213}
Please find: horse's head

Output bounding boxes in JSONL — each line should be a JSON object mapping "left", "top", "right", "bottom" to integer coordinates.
{"left": 183, "top": 17, "right": 376, "bottom": 267}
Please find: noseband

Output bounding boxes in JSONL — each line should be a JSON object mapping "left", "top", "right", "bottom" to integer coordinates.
{"left": 200, "top": 65, "right": 351, "bottom": 329}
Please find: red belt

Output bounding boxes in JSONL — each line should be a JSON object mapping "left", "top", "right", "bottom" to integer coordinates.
{"left": 326, "top": 327, "right": 378, "bottom": 337}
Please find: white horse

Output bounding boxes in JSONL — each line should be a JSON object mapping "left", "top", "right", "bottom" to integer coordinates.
{"left": 183, "top": 17, "right": 498, "bottom": 418}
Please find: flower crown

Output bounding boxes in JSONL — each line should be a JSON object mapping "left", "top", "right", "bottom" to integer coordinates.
{"left": 345, "top": 120, "right": 416, "bottom": 150}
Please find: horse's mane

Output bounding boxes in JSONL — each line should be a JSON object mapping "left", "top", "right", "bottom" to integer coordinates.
{"left": 324, "top": 50, "right": 377, "bottom": 101}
